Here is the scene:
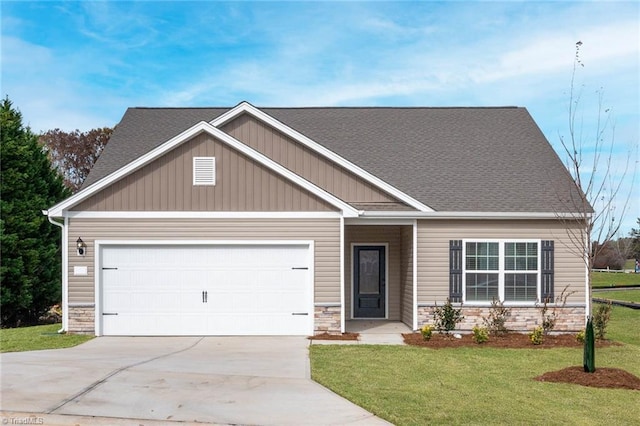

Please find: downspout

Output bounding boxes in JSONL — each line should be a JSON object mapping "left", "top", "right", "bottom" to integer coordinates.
{"left": 43, "top": 210, "right": 68, "bottom": 334}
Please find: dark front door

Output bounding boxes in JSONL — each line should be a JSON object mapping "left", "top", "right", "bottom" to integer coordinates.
{"left": 353, "top": 245, "right": 386, "bottom": 318}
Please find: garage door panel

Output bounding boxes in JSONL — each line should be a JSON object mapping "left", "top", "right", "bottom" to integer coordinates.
{"left": 100, "top": 244, "right": 312, "bottom": 336}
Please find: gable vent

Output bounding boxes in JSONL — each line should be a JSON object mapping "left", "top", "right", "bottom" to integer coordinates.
{"left": 193, "top": 157, "right": 216, "bottom": 185}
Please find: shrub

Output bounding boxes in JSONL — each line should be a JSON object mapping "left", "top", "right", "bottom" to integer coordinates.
{"left": 529, "top": 326, "right": 544, "bottom": 345}
{"left": 420, "top": 325, "right": 433, "bottom": 341}
{"left": 472, "top": 326, "right": 489, "bottom": 344}
{"left": 593, "top": 302, "right": 612, "bottom": 340}
{"left": 433, "top": 299, "right": 464, "bottom": 335}
{"left": 539, "top": 300, "right": 557, "bottom": 335}
{"left": 536, "top": 286, "right": 574, "bottom": 335}
{"left": 576, "top": 329, "right": 585, "bottom": 343}
{"left": 482, "top": 298, "right": 510, "bottom": 335}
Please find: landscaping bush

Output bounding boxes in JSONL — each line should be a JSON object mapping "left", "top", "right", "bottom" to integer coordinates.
{"left": 576, "top": 329, "right": 585, "bottom": 343}
{"left": 529, "top": 326, "right": 544, "bottom": 345}
{"left": 537, "top": 286, "right": 574, "bottom": 335}
{"left": 593, "top": 302, "right": 612, "bottom": 340}
{"left": 472, "top": 326, "right": 489, "bottom": 344}
{"left": 482, "top": 298, "right": 510, "bottom": 335}
{"left": 433, "top": 299, "right": 464, "bottom": 335}
{"left": 420, "top": 325, "right": 433, "bottom": 341}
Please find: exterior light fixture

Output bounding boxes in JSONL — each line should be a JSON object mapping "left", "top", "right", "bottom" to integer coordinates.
{"left": 76, "top": 237, "right": 87, "bottom": 256}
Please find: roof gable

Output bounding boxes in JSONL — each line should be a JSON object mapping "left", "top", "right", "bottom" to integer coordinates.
{"left": 73, "top": 132, "right": 338, "bottom": 213}
{"left": 47, "top": 121, "right": 359, "bottom": 217}
{"left": 212, "top": 102, "right": 431, "bottom": 212}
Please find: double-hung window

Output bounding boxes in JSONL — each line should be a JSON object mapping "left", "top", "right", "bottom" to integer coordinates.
{"left": 463, "top": 240, "right": 540, "bottom": 303}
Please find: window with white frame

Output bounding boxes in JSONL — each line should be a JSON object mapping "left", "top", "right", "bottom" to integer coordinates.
{"left": 463, "top": 240, "right": 540, "bottom": 303}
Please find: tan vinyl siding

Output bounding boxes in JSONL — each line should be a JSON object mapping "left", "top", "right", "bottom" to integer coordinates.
{"left": 416, "top": 219, "right": 586, "bottom": 305}
{"left": 344, "top": 226, "right": 404, "bottom": 320}
{"left": 67, "top": 218, "right": 340, "bottom": 305}
{"left": 400, "top": 226, "right": 414, "bottom": 327}
{"left": 222, "top": 114, "right": 410, "bottom": 207}
{"left": 74, "top": 133, "right": 335, "bottom": 212}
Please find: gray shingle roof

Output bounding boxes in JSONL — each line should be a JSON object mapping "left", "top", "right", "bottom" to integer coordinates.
{"left": 84, "top": 105, "right": 584, "bottom": 213}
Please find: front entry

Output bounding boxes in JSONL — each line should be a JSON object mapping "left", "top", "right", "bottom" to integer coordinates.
{"left": 353, "top": 245, "right": 386, "bottom": 318}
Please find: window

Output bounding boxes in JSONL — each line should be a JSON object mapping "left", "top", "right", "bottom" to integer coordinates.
{"left": 193, "top": 157, "right": 216, "bottom": 185}
{"left": 463, "top": 240, "right": 540, "bottom": 303}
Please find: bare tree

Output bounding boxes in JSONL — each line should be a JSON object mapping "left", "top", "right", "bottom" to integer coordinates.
{"left": 557, "top": 41, "right": 636, "bottom": 306}
{"left": 40, "top": 127, "right": 113, "bottom": 192}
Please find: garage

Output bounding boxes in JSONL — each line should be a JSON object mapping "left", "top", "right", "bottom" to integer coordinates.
{"left": 98, "top": 243, "right": 313, "bottom": 336}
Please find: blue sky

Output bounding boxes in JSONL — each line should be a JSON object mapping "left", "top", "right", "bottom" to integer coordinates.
{"left": 2, "top": 1, "right": 638, "bottom": 235}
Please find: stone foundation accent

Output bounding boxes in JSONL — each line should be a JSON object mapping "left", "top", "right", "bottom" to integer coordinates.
{"left": 314, "top": 305, "right": 341, "bottom": 334}
{"left": 68, "top": 305, "right": 95, "bottom": 334}
{"left": 417, "top": 305, "right": 586, "bottom": 333}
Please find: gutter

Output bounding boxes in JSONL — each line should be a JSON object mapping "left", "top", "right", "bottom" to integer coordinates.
{"left": 43, "top": 210, "right": 67, "bottom": 334}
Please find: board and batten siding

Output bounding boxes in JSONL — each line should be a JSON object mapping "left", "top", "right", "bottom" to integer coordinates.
{"left": 67, "top": 218, "right": 340, "bottom": 305}
{"left": 74, "top": 133, "right": 336, "bottom": 212}
{"left": 344, "top": 225, "right": 409, "bottom": 321}
{"left": 416, "top": 219, "right": 586, "bottom": 305}
{"left": 222, "top": 114, "right": 410, "bottom": 208}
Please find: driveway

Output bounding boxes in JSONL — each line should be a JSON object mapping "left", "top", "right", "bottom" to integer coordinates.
{"left": 1, "top": 337, "right": 390, "bottom": 425}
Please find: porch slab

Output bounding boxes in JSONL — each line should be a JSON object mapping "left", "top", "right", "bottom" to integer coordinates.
{"left": 346, "top": 320, "right": 413, "bottom": 334}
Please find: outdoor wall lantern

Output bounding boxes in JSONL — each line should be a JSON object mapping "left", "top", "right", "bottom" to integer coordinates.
{"left": 76, "top": 237, "right": 87, "bottom": 256}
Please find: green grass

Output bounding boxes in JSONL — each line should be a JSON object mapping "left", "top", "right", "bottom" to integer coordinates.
{"left": 625, "top": 259, "right": 636, "bottom": 270}
{"left": 600, "top": 304, "right": 640, "bottom": 346}
{"left": 591, "top": 271, "right": 640, "bottom": 288}
{"left": 310, "top": 306, "right": 640, "bottom": 425}
{"left": 0, "top": 324, "right": 93, "bottom": 353}
{"left": 594, "top": 289, "right": 640, "bottom": 303}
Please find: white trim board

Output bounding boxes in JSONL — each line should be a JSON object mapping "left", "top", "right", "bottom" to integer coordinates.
{"left": 47, "top": 121, "right": 359, "bottom": 218}
{"left": 210, "top": 102, "right": 433, "bottom": 213}
{"left": 65, "top": 211, "right": 342, "bottom": 219}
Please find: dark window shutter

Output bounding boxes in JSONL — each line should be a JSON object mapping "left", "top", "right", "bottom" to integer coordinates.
{"left": 541, "top": 240, "right": 554, "bottom": 302}
{"left": 449, "top": 240, "right": 463, "bottom": 303}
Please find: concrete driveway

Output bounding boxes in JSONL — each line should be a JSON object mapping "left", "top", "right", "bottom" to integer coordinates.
{"left": 1, "top": 337, "right": 390, "bottom": 425}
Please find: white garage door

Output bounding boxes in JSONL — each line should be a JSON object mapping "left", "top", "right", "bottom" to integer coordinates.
{"left": 99, "top": 244, "right": 312, "bottom": 336}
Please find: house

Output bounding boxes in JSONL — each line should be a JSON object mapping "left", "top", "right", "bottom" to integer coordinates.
{"left": 44, "top": 102, "right": 589, "bottom": 336}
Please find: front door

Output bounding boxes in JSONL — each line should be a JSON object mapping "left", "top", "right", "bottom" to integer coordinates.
{"left": 353, "top": 245, "right": 386, "bottom": 318}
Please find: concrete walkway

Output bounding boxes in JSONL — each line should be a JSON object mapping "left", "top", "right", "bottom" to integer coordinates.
{"left": 311, "top": 321, "right": 411, "bottom": 345}
{"left": 1, "top": 337, "right": 391, "bottom": 425}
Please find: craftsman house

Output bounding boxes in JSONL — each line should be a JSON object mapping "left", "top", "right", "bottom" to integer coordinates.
{"left": 45, "top": 102, "right": 588, "bottom": 336}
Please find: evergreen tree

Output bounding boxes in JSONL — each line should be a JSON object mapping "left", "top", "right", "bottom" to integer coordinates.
{"left": 1, "top": 97, "right": 70, "bottom": 327}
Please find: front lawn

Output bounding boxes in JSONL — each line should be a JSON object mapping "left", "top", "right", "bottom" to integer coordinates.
{"left": 594, "top": 289, "right": 640, "bottom": 303}
{"left": 602, "top": 304, "right": 640, "bottom": 346}
{"left": 310, "top": 306, "right": 640, "bottom": 425}
{"left": 0, "top": 324, "right": 93, "bottom": 353}
{"left": 592, "top": 271, "right": 640, "bottom": 288}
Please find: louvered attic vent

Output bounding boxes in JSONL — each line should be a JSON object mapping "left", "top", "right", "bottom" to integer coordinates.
{"left": 193, "top": 157, "right": 216, "bottom": 185}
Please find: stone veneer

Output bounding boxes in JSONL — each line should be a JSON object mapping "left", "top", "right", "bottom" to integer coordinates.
{"left": 68, "top": 305, "right": 95, "bottom": 334}
{"left": 417, "top": 305, "right": 586, "bottom": 333}
{"left": 314, "top": 305, "right": 341, "bottom": 334}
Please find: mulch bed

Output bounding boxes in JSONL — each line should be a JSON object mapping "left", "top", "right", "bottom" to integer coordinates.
{"left": 402, "top": 332, "right": 616, "bottom": 349}
{"left": 535, "top": 367, "right": 640, "bottom": 390}
{"left": 308, "top": 332, "right": 359, "bottom": 340}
